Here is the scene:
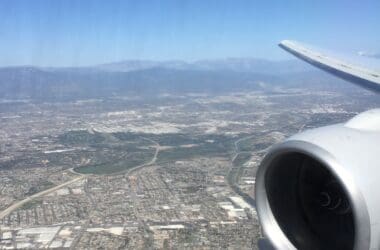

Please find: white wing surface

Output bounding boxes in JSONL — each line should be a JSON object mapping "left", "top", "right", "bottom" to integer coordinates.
{"left": 279, "top": 40, "right": 380, "bottom": 93}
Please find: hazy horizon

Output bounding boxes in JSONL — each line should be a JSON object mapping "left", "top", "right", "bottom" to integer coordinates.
{"left": 0, "top": 57, "right": 304, "bottom": 68}
{"left": 1, "top": 0, "right": 379, "bottom": 67}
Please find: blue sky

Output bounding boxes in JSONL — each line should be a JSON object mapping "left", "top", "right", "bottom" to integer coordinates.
{"left": 1, "top": 0, "right": 379, "bottom": 66}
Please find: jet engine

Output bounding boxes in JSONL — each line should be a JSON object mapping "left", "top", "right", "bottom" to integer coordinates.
{"left": 255, "top": 109, "right": 380, "bottom": 250}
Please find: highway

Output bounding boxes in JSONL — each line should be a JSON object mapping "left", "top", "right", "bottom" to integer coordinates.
{"left": 123, "top": 137, "right": 161, "bottom": 176}
{"left": 0, "top": 176, "right": 85, "bottom": 220}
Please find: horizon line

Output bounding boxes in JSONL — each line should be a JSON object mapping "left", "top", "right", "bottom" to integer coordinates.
{"left": 0, "top": 57, "right": 299, "bottom": 69}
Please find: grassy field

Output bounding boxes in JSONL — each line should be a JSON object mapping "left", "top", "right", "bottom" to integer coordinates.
{"left": 156, "top": 135, "right": 236, "bottom": 163}
{"left": 59, "top": 130, "right": 239, "bottom": 174}
{"left": 58, "top": 130, "right": 156, "bottom": 174}
{"left": 74, "top": 150, "right": 154, "bottom": 175}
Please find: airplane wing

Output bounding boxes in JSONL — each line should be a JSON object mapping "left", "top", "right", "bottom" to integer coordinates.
{"left": 256, "top": 40, "right": 380, "bottom": 250}
{"left": 279, "top": 40, "right": 380, "bottom": 93}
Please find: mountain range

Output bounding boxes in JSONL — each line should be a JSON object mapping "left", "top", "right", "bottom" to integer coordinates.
{"left": 0, "top": 58, "right": 358, "bottom": 101}
{"left": 93, "top": 58, "right": 313, "bottom": 74}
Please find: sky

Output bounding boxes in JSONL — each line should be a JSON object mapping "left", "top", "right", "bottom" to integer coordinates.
{"left": 0, "top": 0, "right": 379, "bottom": 67}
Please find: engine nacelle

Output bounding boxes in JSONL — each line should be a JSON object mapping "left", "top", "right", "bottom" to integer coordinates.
{"left": 255, "top": 109, "right": 380, "bottom": 250}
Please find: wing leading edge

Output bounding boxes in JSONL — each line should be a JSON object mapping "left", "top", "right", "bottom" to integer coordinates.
{"left": 279, "top": 40, "right": 380, "bottom": 93}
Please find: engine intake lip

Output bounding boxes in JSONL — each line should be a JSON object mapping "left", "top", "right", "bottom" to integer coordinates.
{"left": 255, "top": 140, "right": 370, "bottom": 250}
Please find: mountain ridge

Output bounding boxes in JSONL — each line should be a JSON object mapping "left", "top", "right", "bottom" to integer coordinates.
{"left": 0, "top": 58, "right": 314, "bottom": 74}
{"left": 0, "top": 59, "right": 360, "bottom": 101}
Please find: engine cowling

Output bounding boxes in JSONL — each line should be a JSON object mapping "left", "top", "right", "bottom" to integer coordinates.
{"left": 255, "top": 109, "right": 380, "bottom": 250}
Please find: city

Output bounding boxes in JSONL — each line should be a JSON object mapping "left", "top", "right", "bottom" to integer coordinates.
{"left": 1, "top": 85, "right": 377, "bottom": 249}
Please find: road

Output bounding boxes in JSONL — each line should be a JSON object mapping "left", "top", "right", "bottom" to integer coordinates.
{"left": 0, "top": 176, "right": 85, "bottom": 220}
{"left": 124, "top": 137, "right": 160, "bottom": 176}
{"left": 232, "top": 134, "right": 256, "bottom": 162}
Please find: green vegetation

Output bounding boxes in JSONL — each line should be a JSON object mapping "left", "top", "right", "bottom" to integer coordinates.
{"left": 148, "top": 133, "right": 200, "bottom": 146}
{"left": 115, "top": 132, "right": 237, "bottom": 164}
{"left": 56, "top": 130, "right": 156, "bottom": 174}
{"left": 59, "top": 130, "right": 238, "bottom": 174}
{"left": 183, "top": 185, "right": 203, "bottom": 194}
{"left": 237, "top": 136, "right": 271, "bottom": 152}
{"left": 116, "top": 132, "right": 236, "bottom": 148}
{"left": 232, "top": 152, "right": 252, "bottom": 167}
{"left": 157, "top": 145, "right": 220, "bottom": 163}
{"left": 157, "top": 138, "right": 235, "bottom": 163}
{"left": 25, "top": 180, "right": 55, "bottom": 196}
{"left": 59, "top": 130, "right": 106, "bottom": 146}
{"left": 228, "top": 152, "right": 251, "bottom": 188}
{"left": 228, "top": 151, "right": 256, "bottom": 207}
{"left": 20, "top": 200, "right": 43, "bottom": 210}
{"left": 75, "top": 150, "right": 154, "bottom": 175}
